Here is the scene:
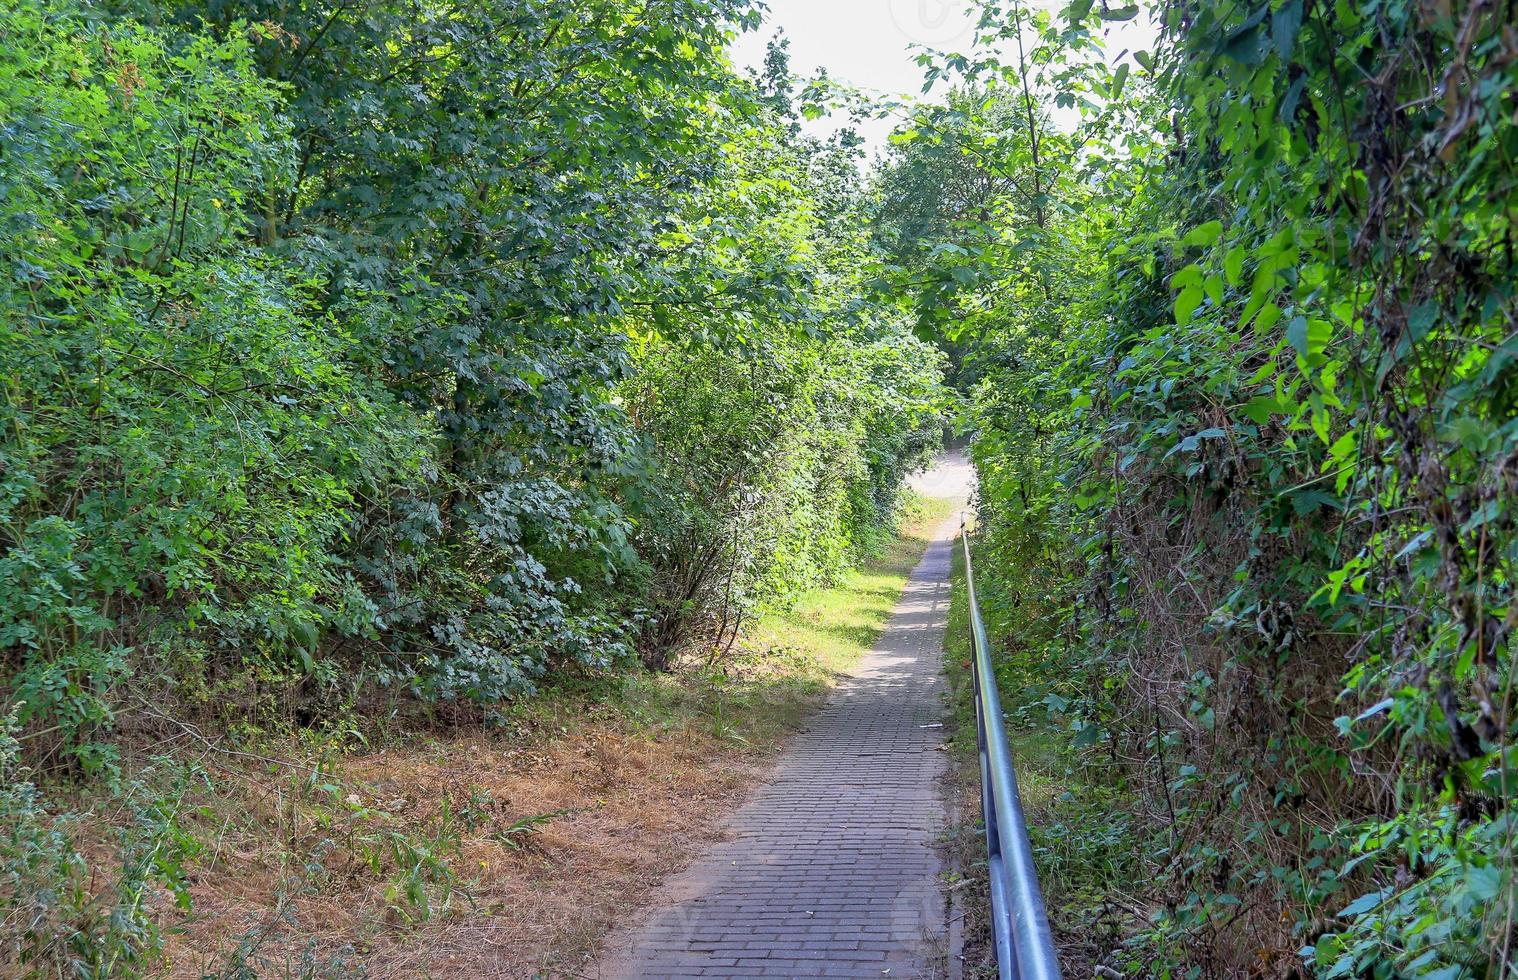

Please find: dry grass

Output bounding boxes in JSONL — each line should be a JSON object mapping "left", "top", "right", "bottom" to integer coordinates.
{"left": 69, "top": 494, "right": 960, "bottom": 980}
{"left": 149, "top": 721, "right": 765, "bottom": 979}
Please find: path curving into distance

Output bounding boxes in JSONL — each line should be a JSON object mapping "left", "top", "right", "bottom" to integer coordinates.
{"left": 596, "top": 452, "right": 973, "bottom": 979}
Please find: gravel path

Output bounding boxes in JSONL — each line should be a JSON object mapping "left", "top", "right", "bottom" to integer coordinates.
{"left": 596, "top": 455, "right": 971, "bottom": 979}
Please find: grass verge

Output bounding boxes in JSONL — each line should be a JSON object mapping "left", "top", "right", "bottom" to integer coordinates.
{"left": 31, "top": 493, "right": 954, "bottom": 980}
{"left": 940, "top": 529, "right": 1137, "bottom": 979}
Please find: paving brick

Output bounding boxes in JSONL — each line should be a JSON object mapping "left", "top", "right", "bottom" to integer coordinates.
{"left": 595, "top": 474, "right": 969, "bottom": 980}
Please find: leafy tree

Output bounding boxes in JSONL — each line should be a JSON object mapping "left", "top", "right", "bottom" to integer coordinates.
{"left": 626, "top": 64, "right": 947, "bottom": 666}
{"left": 1, "top": 0, "right": 947, "bottom": 759}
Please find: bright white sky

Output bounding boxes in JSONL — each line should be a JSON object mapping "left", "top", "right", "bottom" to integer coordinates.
{"left": 729, "top": 0, "right": 1160, "bottom": 160}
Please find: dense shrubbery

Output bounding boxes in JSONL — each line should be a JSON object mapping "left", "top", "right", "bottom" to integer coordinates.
{"left": 629, "top": 324, "right": 942, "bottom": 665}
{"left": 0, "top": 2, "right": 944, "bottom": 968}
{"left": 1, "top": 0, "right": 942, "bottom": 750}
{"left": 627, "top": 123, "right": 944, "bottom": 664}
{"left": 1, "top": 7, "right": 430, "bottom": 773}
{"left": 886, "top": 0, "right": 1515, "bottom": 976}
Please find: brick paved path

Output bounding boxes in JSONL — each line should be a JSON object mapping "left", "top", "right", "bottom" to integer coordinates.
{"left": 597, "top": 462, "right": 967, "bottom": 979}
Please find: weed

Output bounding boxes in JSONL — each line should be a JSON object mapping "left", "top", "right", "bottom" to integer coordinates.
{"left": 496, "top": 808, "right": 573, "bottom": 852}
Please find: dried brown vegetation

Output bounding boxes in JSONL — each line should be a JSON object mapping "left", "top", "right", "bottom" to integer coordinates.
{"left": 154, "top": 711, "right": 774, "bottom": 978}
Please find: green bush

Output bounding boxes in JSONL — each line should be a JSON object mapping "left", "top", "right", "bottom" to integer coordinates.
{"left": 1, "top": 0, "right": 946, "bottom": 755}
{"left": 0, "top": 4, "right": 430, "bottom": 769}
{"left": 883, "top": 0, "right": 1517, "bottom": 974}
{"left": 623, "top": 121, "right": 945, "bottom": 667}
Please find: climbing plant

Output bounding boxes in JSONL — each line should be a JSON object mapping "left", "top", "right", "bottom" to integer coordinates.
{"left": 886, "top": 0, "right": 1517, "bottom": 975}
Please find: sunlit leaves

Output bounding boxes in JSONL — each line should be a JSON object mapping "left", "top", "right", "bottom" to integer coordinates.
{"left": 1182, "top": 220, "right": 1222, "bottom": 247}
{"left": 906, "top": 0, "right": 1518, "bottom": 974}
{"left": 1240, "top": 393, "right": 1293, "bottom": 424}
{"left": 1286, "top": 315, "right": 1330, "bottom": 361}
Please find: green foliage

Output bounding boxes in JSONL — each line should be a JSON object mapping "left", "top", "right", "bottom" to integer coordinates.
{"left": 166, "top": 0, "right": 768, "bottom": 700}
{"left": 0, "top": 712, "right": 199, "bottom": 974}
{"left": 629, "top": 320, "right": 942, "bottom": 664}
{"left": 2, "top": 0, "right": 944, "bottom": 743}
{"left": 1, "top": 1, "right": 428, "bottom": 771}
{"left": 0, "top": 0, "right": 946, "bottom": 966}
{"left": 623, "top": 81, "right": 946, "bottom": 667}
{"left": 886, "top": 0, "right": 1517, "bottom": 974}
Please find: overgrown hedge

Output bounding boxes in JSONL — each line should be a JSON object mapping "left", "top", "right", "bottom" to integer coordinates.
{"left": 884, "top": 0, "right": 1515, "bottom": 975}
{"left": 0, "top": 0, "right": 944, "bottom": 769}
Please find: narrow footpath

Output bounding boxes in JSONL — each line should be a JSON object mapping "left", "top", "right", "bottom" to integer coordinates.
{"left": 596, "top": 454, "right": 973, "bottom": 979}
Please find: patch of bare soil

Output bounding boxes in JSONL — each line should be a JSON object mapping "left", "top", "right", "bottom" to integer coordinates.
{"left": 151, "top": 692, "right": 799, "bottom": 980}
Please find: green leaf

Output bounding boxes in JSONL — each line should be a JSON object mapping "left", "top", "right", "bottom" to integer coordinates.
{"left": 1173, "top": 263, "right": 1204, "bottom": 289}
{"left": 1338, "top": 888, "right": 1391, "bottom": 918}
{"left": 1224, "top": 246, "right": 1246, "bottom": 286}
{"left": 1287, "top": 315, "right": 1310, "bottom": 356}
{"left": 1280, "top": 74, "right": 1307, "bottom": 121}
{"left": 1063, "top": 0, "right": 1095, "bottom": 22}
{"left": 1183, "top": 220, "right": 1223, "bottom": 247}
{"left": 1312, "top": 932, "right": 1345, "bottom": 967}
{"left": 1271, "top": 0, "right": 1304, "bottom": 60}
{"left": 1287, "top": 316, "right": 1330, "bottom": 359}
{"left": 1326, "top": 431, "right": 1356, "bottom": 464}
{"left": 1110, "top": 63, "right": 1130, "bottom": 101}
{"left": 1216, "top": 4, "right": 1270, "bottom": 64}
{"left": 1290, "top": 489, "right": 1342, "bottom": 515}
{"left": 1175, "top": 285, "right": 1204, "bottom": 325}
{"left": 1242, "top": 395, "right": 1285, "bottom": 423}
{"left": 1466, "top": 864, "right": 1501, "bottom": 902}
{"left": 1394, "top": 530, "right": 1433, "bottom": 561}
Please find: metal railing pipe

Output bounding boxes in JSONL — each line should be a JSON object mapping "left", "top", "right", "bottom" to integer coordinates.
{"left": 961, "top": 520, "right": 1062, "bottom": 980}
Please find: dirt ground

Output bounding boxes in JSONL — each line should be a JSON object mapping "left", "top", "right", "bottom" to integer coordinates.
{"left": 157, "top": 709, "right": 779, "bottom": 979}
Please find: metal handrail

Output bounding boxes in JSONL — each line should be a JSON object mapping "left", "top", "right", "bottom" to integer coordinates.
{"left": 960, "top": 519, "right": 1062, "bottom": 980}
